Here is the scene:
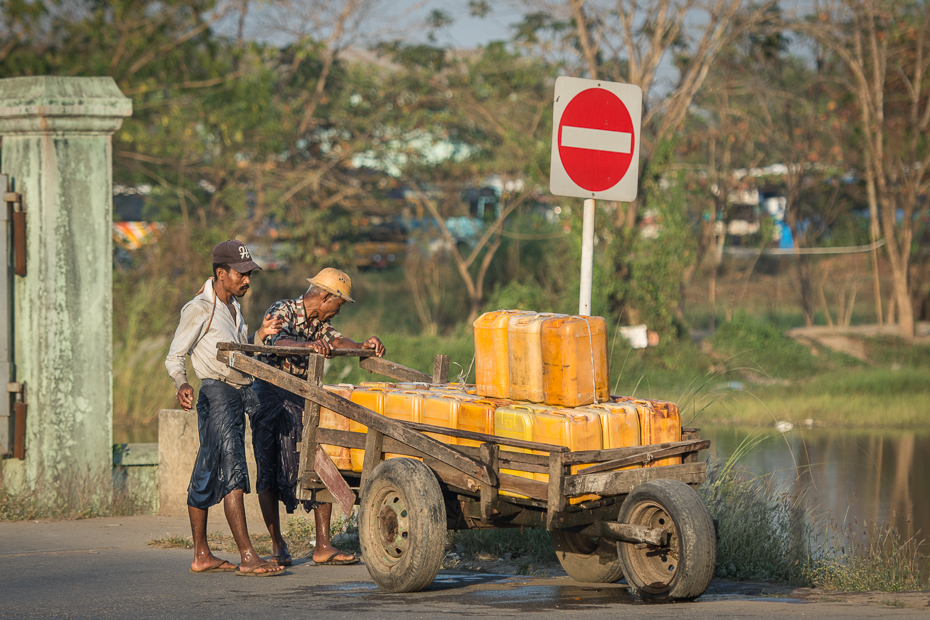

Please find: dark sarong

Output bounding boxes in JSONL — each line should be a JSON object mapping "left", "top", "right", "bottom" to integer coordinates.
{"left": 251, "top": 379, "right": 317, "bottom": 513}
{"left": 187, "top": 379, "right": 258, "bottom": 509}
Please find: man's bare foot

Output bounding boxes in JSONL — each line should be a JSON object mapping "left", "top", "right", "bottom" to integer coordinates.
{"left": 191, "top": 554, "right": 237, "bottom": 573}
{"left": 270, "top": 539, "right": 291, "bottom": 565}
{"left": 235, "top": 560, "right": 285, "bottom": 577}
{"left": 313, "top": 545, "right": 358, "bottom": 565}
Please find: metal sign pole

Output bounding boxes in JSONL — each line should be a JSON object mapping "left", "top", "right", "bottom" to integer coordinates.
{"left": 579, "top": 198, "right": 595, "bottom": 316}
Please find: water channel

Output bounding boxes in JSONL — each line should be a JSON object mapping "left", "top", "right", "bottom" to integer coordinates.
{"left": 701, "top": 425, "right": 930, "bottom": 550}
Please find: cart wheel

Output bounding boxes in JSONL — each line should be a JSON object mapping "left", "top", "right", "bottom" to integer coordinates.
{"left": 551, "top": 529, "right": 625, "bottom": 583}
{"left": 617, "top": 479, "right": 716, "bottom": 601}
{"left": 359, "top": 458, "right": 446, "bottom": 593}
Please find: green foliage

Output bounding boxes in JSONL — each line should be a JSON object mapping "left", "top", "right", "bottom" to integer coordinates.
{"left": 482, "top": 280, "right": 556, "bottom": 314}
{"left": 701, "top": 442, "right": 815, "bottom": 584}
{"left": 710, "top": 310, "right": 840, "bottom": 379}
{"left": 864, "top": 337, "right": 930, "bottom": 369}
{"left": 604, "top": 144, "right": 697, "bottom": 336}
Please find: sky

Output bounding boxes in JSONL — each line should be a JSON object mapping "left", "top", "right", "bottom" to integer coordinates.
{"left": 406, "top": 0, "right": 523, "bottom": 48}
{"left": 215, "top": 0, "right": 523, "bottom": 50}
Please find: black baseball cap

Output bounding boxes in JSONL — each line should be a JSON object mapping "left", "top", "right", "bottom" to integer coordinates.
{"left": 212, "top": 240, "right": 262, "bottom": 273}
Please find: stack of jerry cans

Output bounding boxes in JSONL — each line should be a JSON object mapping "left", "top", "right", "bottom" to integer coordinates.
{"left": 421, "top": 393, "right": 461, "bottom": 444}
{"left": 507, "top": 313, "right": 565, "bottom": 402}
{"left": 474, "top": 310, "right": 533, "bottom": 398}
{"left": 383, "top": 390, "right": 425, "bottom": 461}
{"left": 456, "top": 397, "right": 499, "bottom": 448}
{"left": 612, "top": 396, "right": 681, "bottom": 467}
{"left": 532, "top": 408, "right": 603, "bottom": 503}
{"left": 541, "top": 315, "right": 610, "bottom": 407}
{"left": 320, "top": 384, "right": 355, "bottom": 470}
{"left": 348, "top": 386, "right": 390, "bottom": 472}
{"left": 576, "top": 402, "right": 642, "bottom": 462}
{"left": 495, "top": 402, "right": 553, "bottom": 497}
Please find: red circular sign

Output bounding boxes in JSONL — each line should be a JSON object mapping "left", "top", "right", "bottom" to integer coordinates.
{"left": 557, "top": 88, "right": 635, "bottom": 192}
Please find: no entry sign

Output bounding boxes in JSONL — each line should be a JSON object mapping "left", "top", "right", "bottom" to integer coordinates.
{"left": 549, "top": 76, "right": 643, "bottom": 202}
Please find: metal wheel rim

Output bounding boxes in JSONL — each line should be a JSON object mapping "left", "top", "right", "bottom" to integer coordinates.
{"left": 371, "top": 488, "right": 410, "bottom": 561}
{"left": 624, "top": 501, "right": 678, "bottom": 592}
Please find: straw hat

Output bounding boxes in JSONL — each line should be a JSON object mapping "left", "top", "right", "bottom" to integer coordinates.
{"left": 307, "top": 268, "right": 354, "bottom": 303}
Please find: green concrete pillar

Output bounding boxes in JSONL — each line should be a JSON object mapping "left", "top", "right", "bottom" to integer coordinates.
{"left": 0, "top": 77, "right": 131, "bottom": 486}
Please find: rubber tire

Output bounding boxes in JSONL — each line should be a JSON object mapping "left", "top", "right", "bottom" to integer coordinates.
{"left": 359, "top": 458, "right": 447, "bottom": 593}
{"left": 551, "top": 529, "right": 625, "bottom": 583}
{"left": 617, "top": 479, "right": 716, "bottom": 601}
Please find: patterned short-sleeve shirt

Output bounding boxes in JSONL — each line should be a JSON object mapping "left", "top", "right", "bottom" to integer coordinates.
{"left": 256, "top": 297, "right": 343, "bottom": 378}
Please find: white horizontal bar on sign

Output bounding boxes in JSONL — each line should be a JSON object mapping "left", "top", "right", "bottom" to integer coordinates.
{"left": 561, "top": 126, "right": 632, "bottom": 153}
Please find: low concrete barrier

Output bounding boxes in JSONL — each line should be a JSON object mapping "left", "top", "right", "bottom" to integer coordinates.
{"left": 113, "top": 443, "right": 158, "bottom": 513}
{"left": 158, "top": 409, "right": 265, "bottom": 524}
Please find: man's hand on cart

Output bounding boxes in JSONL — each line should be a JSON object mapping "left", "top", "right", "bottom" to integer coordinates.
{"left": 176, "top": 383, "right": 194, "bottom": 410}
{"left": 307, "top": 339, "right": 334, "bottom": 357}
{"left": 363, "top": 336, "right": 385, "bottom": 357}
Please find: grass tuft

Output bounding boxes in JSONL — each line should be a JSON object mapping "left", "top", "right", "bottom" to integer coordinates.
{"left": 700, "top": 444, "right": 930, "bottom": 591}
{"left": 0, "top": 466, "right": 154, "bottom": 522}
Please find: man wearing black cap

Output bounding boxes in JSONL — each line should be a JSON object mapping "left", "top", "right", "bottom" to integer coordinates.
{"left": 165, "top": 240, "right": 285, "bottom": 577}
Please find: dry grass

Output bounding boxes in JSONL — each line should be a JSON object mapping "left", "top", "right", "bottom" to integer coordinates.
{"left": 0, "top": 465, "right": 154, "bottom": 521}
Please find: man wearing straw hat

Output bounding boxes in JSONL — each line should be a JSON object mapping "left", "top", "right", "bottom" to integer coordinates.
{"left": 252, "top": 268, "right": 385, "bottom": 567}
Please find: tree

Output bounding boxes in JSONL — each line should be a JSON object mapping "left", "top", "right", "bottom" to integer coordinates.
{"left": 791, "top": 0, "right": 930, "bottom": 338}
{"left": 368, "top": 39, "right": 558, "bottom": 325}
{"left": 686, "top": 11, "right": 861, "bottom": 326}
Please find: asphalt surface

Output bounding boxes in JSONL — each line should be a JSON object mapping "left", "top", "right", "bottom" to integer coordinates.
{"left": 1, "top": 515, "right": 927, "bottom": 619}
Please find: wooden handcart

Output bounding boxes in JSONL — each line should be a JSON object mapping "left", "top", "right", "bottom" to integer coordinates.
{"left": 216, "top": 343, "right": 716, "bottom": 601}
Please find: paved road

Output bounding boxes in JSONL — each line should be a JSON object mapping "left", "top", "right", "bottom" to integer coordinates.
{"left": 1, "top": 515, "right": 927, "bottom": 619}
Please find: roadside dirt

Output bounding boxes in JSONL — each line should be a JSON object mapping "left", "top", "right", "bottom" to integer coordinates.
{"left": 786, "top": 322, "right": 930, "bottom": 359}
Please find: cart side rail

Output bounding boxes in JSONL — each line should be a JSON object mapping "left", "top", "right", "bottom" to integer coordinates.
{"left": 219, "top": 349, "right": 494, "bottom": 485}
{"left": 217, "top": 341, "right": 436, "bottom": 383}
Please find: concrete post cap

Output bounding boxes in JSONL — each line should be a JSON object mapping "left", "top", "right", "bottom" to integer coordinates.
{"left": 0, "top": 76, "right": 132, "bottom": 134}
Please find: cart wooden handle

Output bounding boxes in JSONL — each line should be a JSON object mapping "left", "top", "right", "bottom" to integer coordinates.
{"left": 217, "top": 342, "right": 376, "bottom": 357}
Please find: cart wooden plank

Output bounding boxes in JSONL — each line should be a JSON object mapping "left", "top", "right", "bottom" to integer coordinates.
{"left": 563, "top": 462, "right": 707, "bottom": 496}
{"left": 479, "top": 443, "right": 500, "bottom": 521}
{"left": 432, "top": 355, "right": 450, "bottom": 384}
{"left": 359, "top": 430, "right": 384, "bottom": 490}
{"left": 359, "top": 356, "right": 432, "bottom": 382}
{"left": 218, "top": 342, "right": 375, "bottom": 358}
{"left": 546, "top": 452, "right": 567, "bottom": 529}
{"left": 499, "top": 473, "right": 548, "bottom": 500}
{"left": 297, "top": 355, "right": 326, "bottom": 490}
{"left": 401, "top": 421, "right": 568, "bottom": 453}
{"left": 576, "top": 440, "right": 710, "bottom": 475}
{"left": 221, "top": 350, "right": 492, "bottom": 484}
{"left": 315, "top": 428, "right": 551, "bottom": 474}
{"left": 313, "top": 445, "right": 356, "bottom": 515}
{"left": 561, "top": 439, "right": 708, "bottom": 466}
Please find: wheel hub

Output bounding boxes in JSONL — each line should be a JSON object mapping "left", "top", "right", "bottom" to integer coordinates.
{"left": 626, "top": 503, "right": 679, "bottom": 589}
{"left": 377, "top": 493, "right": 410, "bottom": 559}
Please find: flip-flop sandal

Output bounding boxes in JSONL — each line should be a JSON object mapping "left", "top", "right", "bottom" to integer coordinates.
{"left": 190, "top": 561, "right": 237, "bottom": 574}
{"left": 315, "top": 552, "right": 360, "bottom": 566}
{"left": 270, "top": 554, "right": 293, "bottom": 567}
{"left": 235, "top": 561, "right": 285, "bottom": 577}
